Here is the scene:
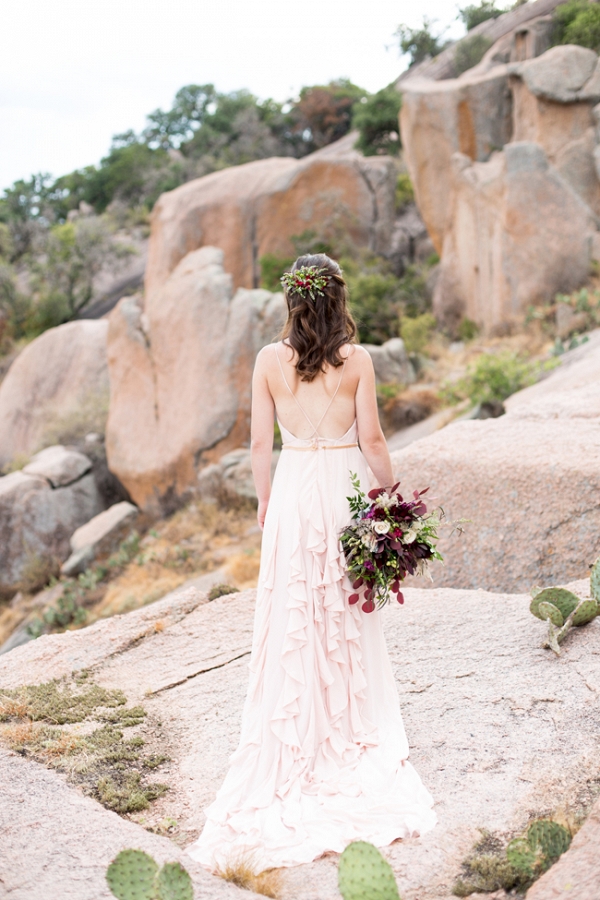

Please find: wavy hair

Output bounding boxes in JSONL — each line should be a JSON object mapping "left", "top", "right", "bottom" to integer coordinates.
{"left": 280, "top": 254, "right": 357, "bottom": 382}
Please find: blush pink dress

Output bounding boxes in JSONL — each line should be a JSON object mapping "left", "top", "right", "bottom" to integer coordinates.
{"left": 187, "top": 354, "right": 436, "bottom": 871}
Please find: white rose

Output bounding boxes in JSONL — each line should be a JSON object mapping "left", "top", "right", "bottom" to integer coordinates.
{"left": 361, "top": 533, "right": 378, "bottom": 551}
{"left": 403, "top": 527, "right": 418, "bottom": 544}
{"left": 373, "top": 521, "right": 390, "bottom": 534}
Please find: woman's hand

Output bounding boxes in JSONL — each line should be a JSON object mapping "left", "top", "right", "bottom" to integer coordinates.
{"left": 257, "top": 498, "right": 269, "bottom": 531}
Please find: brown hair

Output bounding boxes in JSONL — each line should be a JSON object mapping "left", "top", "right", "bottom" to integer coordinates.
{"left": 280, "top": 254, "right": 357, "bottom": 382}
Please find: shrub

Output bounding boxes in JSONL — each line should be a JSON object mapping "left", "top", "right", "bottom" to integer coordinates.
{"left": 442, "top": 351, "right": 556, "bottom": 406}
{"left": 553, "top": 0, "right": 600, "bottom": 50}
{"left": 345, "top": 268, "right": 403, "bottom": 344}
{"left": 353, "top": 87, "right": 402, "bottom": 156}
{"left": 454, "top": 35, "right": 493, "bottom": 74}
{"left": 458, "top": 317, "right": 479, "bottom": 342}
{"left": 400, "top": 312, "right": 437, "bottom": 354}
{"left": 396, "top": 173, "right": 415, "bottom": 211}
{"left": 259, "top": 253, "right": 294, "bottom": 292}
{"left": 458, "top": 1, "right": 504, "bottom": 32}
{"left": 396, "top": 18, "right": 449, "bottom": 66}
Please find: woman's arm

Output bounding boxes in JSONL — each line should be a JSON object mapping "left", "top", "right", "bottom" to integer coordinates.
{"left": 251, "top": 348, "right": 275, "bottom": 530}
{"left": 354, "top": 348, "right": 395, "bottom": 489}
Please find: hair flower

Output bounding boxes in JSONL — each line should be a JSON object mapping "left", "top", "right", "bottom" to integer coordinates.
{"left": 280, "top": 266, "right": 328, "bottom": 301}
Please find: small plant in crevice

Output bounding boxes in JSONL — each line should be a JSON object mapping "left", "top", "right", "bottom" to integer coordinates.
{"left": 207, "top": 583, "right": 240, "bottom": 601}
{"left": 441, "top": 350, "right": 558, "bottom": 408}
{"left": 215, "top": 853, "right": 285, "bottom": 899}
{"left": 106, "top": 849, "right": 193, "bottom": 900}
{"left": 452, "top": 820, "right": 572, "bottom": 897}
{"left": 0, "top": 677, "right": 170, "bottom": 816}
{"left": 530, "top": 557, "right": 600, "bottom": 655}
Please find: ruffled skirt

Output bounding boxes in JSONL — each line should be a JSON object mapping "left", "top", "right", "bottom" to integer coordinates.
{"left": 186, "top": 430, "right": 436, "bottom": 871}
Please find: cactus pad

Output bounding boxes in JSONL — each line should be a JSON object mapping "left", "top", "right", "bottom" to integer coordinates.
{"left": 106, "top": 849, "right": 158, "bottom": 900}
{"left": 572, "top": 599, "right": 599, "bottom": 627}
{"left": 537, "top": 602, "right": 564, "bottom": 627}
{"left": 591, "top": 557, "right": 600, "bottom": 602}
{"left": 506, "top": 837, "right": 536, "bottom": 875}
{"left": 156, "top": 862, "right": 193, "bottom": 900}
{"left": 530, "top": 588, "right": 578, "bottom": 622}
{"left": 527, "top": 820, "right": 571, "bottom": 863}
{"left": 338, "top": 841, "right": 401, "bottom": 900}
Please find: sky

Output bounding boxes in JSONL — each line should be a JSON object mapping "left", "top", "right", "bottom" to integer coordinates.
{"left": 0, "top": 0, "right": 465, "bottom": 191}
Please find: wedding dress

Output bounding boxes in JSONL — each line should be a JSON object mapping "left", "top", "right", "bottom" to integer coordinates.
{"left": 187, "top": 352, "right": 436, "bottom": 871}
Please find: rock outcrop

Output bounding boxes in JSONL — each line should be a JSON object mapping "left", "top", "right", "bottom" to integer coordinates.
{"left": 363, "top": 338, "right": 416, "bottom": 385}
{"left": 0, "top": 320, "right": 109, "bottom": 467}
{"left": 61, "top": 501, "right": 139, "bottom": 576}
{"left": 1, "top": 577, "right": 598, "bottom": 899}
{"left": 145, "top": 139, "right": 396, "bottom": 298}
{"left": 400, "top": 41, "right": 600, "bottom": 333}
{"left": 390, "top": 333, "right": 600, "bottom": 592}
{"left": 106, "top": 247, "right": 286, "bottom": 513}
{"left": 0, "top": 453, "right": 104, "bottom": 595}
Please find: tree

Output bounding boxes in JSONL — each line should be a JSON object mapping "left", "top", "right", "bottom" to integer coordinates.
{"left": 353, "top": 87, "right": 402, "bottom": 156}
{"left": 396, "top": 18, "right": 448, "bottom": 67}
{"left": 553, "top": 0, "right": 600, "bottom": 51}
{"left": 32, "top": 217, "right": 131, "bottom": 321}
{"left": 0, "top": 173, "right": 55, "bottom": 260}
{"left": 143, "top": 84, "right": 218, "bottom": 149}
{"left": 289, "top": 80, "right": 367, "bottom": 152}
{"left": 458, "top": 1, "right": 504, "bottom": 32}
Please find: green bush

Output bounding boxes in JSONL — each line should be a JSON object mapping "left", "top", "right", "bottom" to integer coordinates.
{"left": 353, "top": 87, "right": 402, "bottom": 156}
{"left": 553, "top": 0, "right": 600, "bottom": 50}
{"left": 400, "top": 312, "right": 437, "bottom": 353}
{"left": 458, "top": 317, "right": 479, "bottom": 342}
{"left": 345, "top": 267, "right": 403, "bottom": 344}
{"left": 442, "top": 351, "right": 556, "bottom": 406}
{"left": 259, "top": 253, "right": 294, "bottom": 292}
{"left": 396, "top": 18, "right": 449, "bottom": 67}
{"left": 458, "top": 1, "right": 504, "bottom": 32}
{"left": 454, "top": 35, "right": 493, "bottom": 74}
{"left": 396, "top": 173, "right": 415, "bottom": 211}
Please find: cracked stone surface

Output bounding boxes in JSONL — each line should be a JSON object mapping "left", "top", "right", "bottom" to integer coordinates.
{"left": 1, "top": 577, "right": 599, "bottom": 899}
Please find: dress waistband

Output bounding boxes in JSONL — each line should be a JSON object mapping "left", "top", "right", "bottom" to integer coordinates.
{"left": 282, "top": 442, "right": 358, "bottom": 451}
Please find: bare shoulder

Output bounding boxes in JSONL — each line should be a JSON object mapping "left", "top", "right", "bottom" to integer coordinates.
{"left": 345, "top": 343, "right": 374, "bottom": 373}
{"left": 255, "top": 342, "right": 281, "bottom": 369}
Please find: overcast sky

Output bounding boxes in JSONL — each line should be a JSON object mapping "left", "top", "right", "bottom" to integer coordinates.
{"left": 1, "top": 0, "right": 465, "bottom": 191}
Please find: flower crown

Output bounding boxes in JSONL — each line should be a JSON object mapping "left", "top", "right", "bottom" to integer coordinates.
{"left": 280, "top": 266, "right": 328, "bottom": 301}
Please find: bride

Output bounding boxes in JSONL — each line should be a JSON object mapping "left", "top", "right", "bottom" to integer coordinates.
{"left": 187, "top": 254, "right": 436, "bottom": 872}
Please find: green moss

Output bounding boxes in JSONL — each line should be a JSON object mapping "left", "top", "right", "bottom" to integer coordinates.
{"left": 0, "top": 677, "right": 169, "bottom": 817}
{"left": 208, "top": 583, "right": 240, "bottom": 601}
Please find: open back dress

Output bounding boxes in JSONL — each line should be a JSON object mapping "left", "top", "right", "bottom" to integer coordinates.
{"left": 187, "top": 348, "right": 436, "bottom": 871}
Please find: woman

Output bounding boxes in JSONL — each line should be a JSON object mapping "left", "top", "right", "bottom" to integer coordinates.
{"left": 187, "top": 254, "right": 436, "bottom": 872}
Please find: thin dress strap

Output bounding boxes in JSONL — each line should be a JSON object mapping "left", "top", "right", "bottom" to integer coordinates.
{"left": 276, "top": 344, "right": 348, "bottom": 438}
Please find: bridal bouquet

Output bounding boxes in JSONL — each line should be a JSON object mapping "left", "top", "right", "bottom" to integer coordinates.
{"left": 340, "top": 474, "right": 443, "bottom": 613}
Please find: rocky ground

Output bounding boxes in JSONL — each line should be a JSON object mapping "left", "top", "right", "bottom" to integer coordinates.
{"left": 1, "top": 575, "right": 599, "bottom": 900}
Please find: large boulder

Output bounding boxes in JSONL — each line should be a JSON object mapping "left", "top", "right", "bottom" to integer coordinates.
{"left": 145, "top": 140, "right": 396, "bottom": 298}
{"left": 0, "top": 462, "right": 104, "bottom": 595}
{"left": 400, "top": 44, "right": 600, "bottom": 333}
{"left": 389, "top": 336, "right": 600, "bottom": 592}
{"left": 0, "top": 576, "right": 598, "bottom": 898}
{"left": 106, "top": 247, "right": 286, "bottom": 514}
{"left": 0, "top": 320, "right": 109, "bottom": 468}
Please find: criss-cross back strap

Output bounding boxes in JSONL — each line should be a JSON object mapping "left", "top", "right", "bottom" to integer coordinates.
{"left": 276, "top": 344, "right": 348, "bottom": 438}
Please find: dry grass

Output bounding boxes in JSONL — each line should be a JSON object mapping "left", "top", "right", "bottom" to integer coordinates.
{"left": 215, "top": 854, "right": 285, "bottom": 898}
{"left": 38, "top": 388, "right": 110, "bottom": 448}
{"left": 0, "top": 452, "right": 31, "bottom": 475}
{"left": 0, "top": 695, "right": 33, "bottom": 719}
{"left": 226, "top": 549, "right": 261, "bottom": 588}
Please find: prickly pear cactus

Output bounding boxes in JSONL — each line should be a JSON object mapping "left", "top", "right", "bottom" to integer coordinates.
{"left": 156, "top": 862, "right": 193, "bottom": 900}
{"left": 106, "top": 849, "right": 158, "bottom": 900}
{"left": 537, "top": 601, "right": 563, "bottom": 627}
{"left": 506, "top": 837, "right": 536, "bottom": 875}
{"left": 338, "top": 841, "right": 401, "bottom": 900}
{"left": 591, "top": 556, "right": 600, "bottom": 602}
{"left": 530, "top": 588, "right": 578, "bottom": 622}
{"left": 527, "top": 820, "right": 571, "bottom": 863}
{"left": 506, "top": 820, "right": 571, "bottom": 878}
{"left": 572, "top": 598, "right": 599, "bottom": 627}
